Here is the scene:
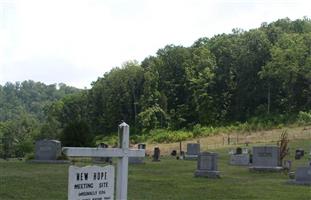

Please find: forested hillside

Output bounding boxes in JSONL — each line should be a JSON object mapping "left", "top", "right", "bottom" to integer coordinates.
{"left": 0, "top": 81, "right": 80, "bottom": 158}
{"left": 1, "top": 18, "right": 311, "bottom": 158}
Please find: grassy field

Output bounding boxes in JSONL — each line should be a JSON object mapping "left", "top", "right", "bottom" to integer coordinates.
{"left": 0, "top": 139, "right": 310, "bottom": 200}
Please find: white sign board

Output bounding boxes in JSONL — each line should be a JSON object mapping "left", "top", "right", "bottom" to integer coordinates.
{"left": 68, "top": 165, "right": 114, "bottom": 200}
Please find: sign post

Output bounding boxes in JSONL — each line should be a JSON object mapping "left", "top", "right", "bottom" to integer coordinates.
{"left": 63, "top": 122, "right": 145, "bottom": 200}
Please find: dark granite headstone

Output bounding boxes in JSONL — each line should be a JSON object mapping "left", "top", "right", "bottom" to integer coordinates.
{"left": 295, "top": 149, "right": 304, "bottom": 160}
{"left": 194, "top": 152, "right": 220, "bottom": 178}
{"left": 236, "top": 147, "right": 242, "bottom": 155}
{"left": 152, "top": 147, "right": 160, "bottom": 162}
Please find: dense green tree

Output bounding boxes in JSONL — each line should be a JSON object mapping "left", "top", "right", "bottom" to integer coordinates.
{"left": 260, "top": 33, "right": 311, "bottom": 113}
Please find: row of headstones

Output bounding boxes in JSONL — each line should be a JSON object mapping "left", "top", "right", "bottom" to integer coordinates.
{"left": 33, "top": 140, "right": 311, "bottom": 185}
{"left": 196, "top": 145, "right": 311, "bottom": 186}
{"left": 32, "top": 139, "right": 149, "bottom": 164}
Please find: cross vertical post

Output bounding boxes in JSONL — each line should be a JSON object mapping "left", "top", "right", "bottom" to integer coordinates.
{"left": 63, "top": 122, "right": 144, "bottom": 200}
{"left": 116, "top": 122, "right": 129, "bottom": 200}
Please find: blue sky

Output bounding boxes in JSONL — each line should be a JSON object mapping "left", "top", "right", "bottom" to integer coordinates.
{"left": 0, "top": 0, "right": 310, "bottom": 88}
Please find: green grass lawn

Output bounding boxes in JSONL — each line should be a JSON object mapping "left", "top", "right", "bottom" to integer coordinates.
{"left": 0, "top": 139, "right": 310, "bottom": 200}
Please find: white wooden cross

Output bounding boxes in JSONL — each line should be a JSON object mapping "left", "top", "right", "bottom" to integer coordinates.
{"left": 62, "top": 122, "right": 145, "bottom": 200}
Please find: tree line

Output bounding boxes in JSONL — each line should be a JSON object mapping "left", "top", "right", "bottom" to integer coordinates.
{"left": 1, "top": 17, "right": 311, "bottom": 156}
{"left": 0, "top": 81, "right": 80, "bottom": 158}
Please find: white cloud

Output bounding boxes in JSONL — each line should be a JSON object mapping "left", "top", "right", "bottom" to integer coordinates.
{"left": 0, "top": 0, "right": 310, "bottom": 88}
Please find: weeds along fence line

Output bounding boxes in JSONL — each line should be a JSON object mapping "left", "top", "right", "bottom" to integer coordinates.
{"left": 146, "top": 125, "right": 311, "bottom": 155}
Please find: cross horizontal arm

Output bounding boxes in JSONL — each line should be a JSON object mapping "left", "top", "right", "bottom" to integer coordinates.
{"left": 62, "top": 147, "right": 145, "bottom": 158}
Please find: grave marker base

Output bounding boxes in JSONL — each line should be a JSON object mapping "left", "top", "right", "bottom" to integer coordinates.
{"left": 27, "top": 159, "right": 70, "bottom": 164}
{"left": 194, "top": 170, "right": 220, "bottom": 178}
{"left": 229, "top": 154, "right": 250, "bottom": 166}
{"left": 129, "top": 157, "right": 145, "bottom": 164}
{"left": 249, "top": 166, "right": 283, "bottom": 172}
{"left": 288, "top": 180, "right": 311, "bottom": 186}
{"left": 184, "top": 155, "right": 198, "bottom": 160}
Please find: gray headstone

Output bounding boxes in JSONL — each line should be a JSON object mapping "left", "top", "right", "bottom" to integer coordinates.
{"left": 187, "top": 143, "right": 200, "bottom": 155}
{"left": 93, "top": 143, "right": 112, "bottom": 163}
{"left": 250, "top": 146, "right": 283, "bottom": 171}
{"left": 129, "top": 143, "right": 146, "bottom": 164}
{"left": 289, "top": 166, "right": 311, "bottom": 185}
{"left": 194, "top": 152, "right": 220, "bottom": 178}
{"left": 35, "top": 140, "right": 61, "bottom": 160}
{"left": 230, "top": 154, "right": 250, "bottom": 166}
{"left": 185, "top": 143, "right": 200, "bottom": 160}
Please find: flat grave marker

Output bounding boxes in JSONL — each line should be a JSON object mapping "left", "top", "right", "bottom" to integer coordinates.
{"left": 229, "top": 147, "right": 250, "bottom": 166}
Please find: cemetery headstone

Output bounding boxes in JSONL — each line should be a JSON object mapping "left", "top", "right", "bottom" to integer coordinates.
{"left": 63, "top": 122, "right": 145, "bottom": 200}
{"left": 35, "top": 139, "right": 61, "bottom": 160}
{"left": 228, "top": 149, "right": 235, "bottom": 155}
{"left": 288, "top": 166, "right": 311, "bottom": 185}
{"left": 230, "top": 154, "right": 249, "bottom": 166}
{"left": 185, "top": 143, "right": 200, "bottom": 160}
{"left": 249, "top": 146, "right": 283, "bottom": 172}
{"left": 283, "top": 160, "right": 292, "bottom": 171}
{"left": 129, "top": 143, "right": 146, "bottom": 164}
{"left": 242, "top": 148, "right": 249, "bottom": 154}
{"left": 236, "top": 147, "right": 242, "bottom": 154}
{"left": 93, "top": 143, "right": 112, "bottom": 164}
{"left": 229, "top": 147, "right": 249, "bottom": 166}
{"left": 179, "top": 151, "right": 185, "bottom": 160}
{"left": 152, "top": 147, "right": 160, "bottom": 162}
{"left": 194, "top": 152, "right": 220, "bottom": 178}
{"left": 138, "top": 143, "right": 146, "bottom": 150}
{"left": 68, "top": 165, "right": 114, "bottom": 200}
{"left": 171, "top": 150, "right": 177, "bottom": 156}
{"left": 295, "top": 148, "right": 304, "bottom": 160}
{"left": 30, "top": 139, "right": 69, "bottom": 163}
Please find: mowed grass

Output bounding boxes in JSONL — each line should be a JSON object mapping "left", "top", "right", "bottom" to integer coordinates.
{"left": 0, "top": 139, "right": 310, "bottom": 200}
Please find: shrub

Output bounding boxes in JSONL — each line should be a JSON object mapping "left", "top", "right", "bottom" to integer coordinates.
{"left": 297, "top": 111, "right": 311, "bottom": 124}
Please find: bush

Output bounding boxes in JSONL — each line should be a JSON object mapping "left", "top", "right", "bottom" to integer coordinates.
{"left": 148, "top": 129, "right": 193, "bottom": 143}
{"left": 61, "top": 120, "right": 93, "bottom": 147}
{"left": 297, "top": 111, "right": 311, "bottom": 124}
{"left": 94, "top": 134, "right": 118, "bottom": 147}
{"left": 25, "top": 153, "right": 34, "bottom": 160}
{"left": 192, "top": 124, "right": 203, "bottom": 137}
{"left": 57, "top": 153, "right": 68, "bottom": 160}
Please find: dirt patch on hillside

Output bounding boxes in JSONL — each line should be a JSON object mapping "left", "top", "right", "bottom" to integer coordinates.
{"left": 143, "top": 125, "right": 311, "bottom": 156}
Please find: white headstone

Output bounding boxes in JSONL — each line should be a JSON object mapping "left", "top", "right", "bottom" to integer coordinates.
{"left": 68, "top": 165, "right": 114, "bottom": 200}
